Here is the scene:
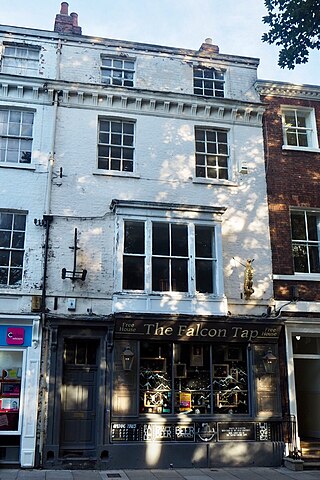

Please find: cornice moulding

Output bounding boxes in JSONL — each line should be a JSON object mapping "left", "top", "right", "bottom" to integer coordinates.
{"left": 256, "top": 80, "right": 320, "bottom": 100}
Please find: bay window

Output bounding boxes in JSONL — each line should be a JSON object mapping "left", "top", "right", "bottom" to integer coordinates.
{"left": 121, "top": 219, "right": 218, "bottom": 294}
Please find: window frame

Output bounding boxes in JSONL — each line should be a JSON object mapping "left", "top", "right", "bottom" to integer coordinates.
{"left": 0, "top": 109, "right": 34, "bottom": 165}
{"left": 0, "top": 211, "right": 27, "bottom": 287}
{"left": 281, "top": 107, "right": 319, "bottom": 151}
{"left": 1, "top": 43, "right": 40, "bottom": 76}
{"left": 290, "top": 209, "right": 320, "bottom": 275}
{"left": 119, "top": 216, "right": 221, "bottom": 296}
{"left": 101, "top": 56, "right": 135, "bottom": 87}
{"left": 194, "top": 126, "right": 230, "bottom": 181}
{"left": 97, "top": 117, "right": 135, "bottom": 173}
{"left": 193, "top": 66, "right": 225, "bottom": 98}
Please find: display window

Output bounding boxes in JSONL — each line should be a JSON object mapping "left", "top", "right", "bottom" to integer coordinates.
{"left": 0, "top": 349, "right": 24, "bottom": 432}
{"left": 139, "top": 342, "right": 248, "bottom": 415}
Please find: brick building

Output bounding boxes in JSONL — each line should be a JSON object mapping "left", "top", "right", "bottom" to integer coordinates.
{"left": 0, "top": 2, "right": 294, "bottom": 469}
{"left": 257, "top": 80, "right": 320, "bottom": 462}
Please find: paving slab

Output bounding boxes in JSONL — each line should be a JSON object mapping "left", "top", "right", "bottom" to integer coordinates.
{"left": 45, "top": 471, "right": 74, "bottom": 480}
{"left": 123, "top": 470, "right": 158, "bottom": 479}
{"left": 151, "top": 470, "right": 183, "bottom": 479}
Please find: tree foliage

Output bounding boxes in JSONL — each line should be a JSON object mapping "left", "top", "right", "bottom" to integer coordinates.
{"left": 262, "top": 0, "right": 320, "bottom": 69}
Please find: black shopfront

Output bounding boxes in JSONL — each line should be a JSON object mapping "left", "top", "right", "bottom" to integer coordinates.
{"left": 42, "top": 315, "right": 285, "bottom": 469}
{"left": 108, "top": 315, "right": 285, "bottom": 468}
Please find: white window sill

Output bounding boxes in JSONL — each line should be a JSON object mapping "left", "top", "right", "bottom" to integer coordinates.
{"left": 282, "top": 145, "right": 320, "bottom": 153}
{"left": 113, "top": 292, "right": 228, "bottom": 316}
{"left": 0, "top": 163, "right": 35, "bottom": 171}
{"left": 192, "top": 177, "right": 238, "bottom": 187}
{"left": 93, "top": 169, "right": 140, "bottom": 179}
{"left": 273, "top": 273, "right": 320, "bottom": 281}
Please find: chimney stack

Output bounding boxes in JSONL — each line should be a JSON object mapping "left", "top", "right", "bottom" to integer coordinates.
{"left": 54, "top": 2, "right": 82, "bottom": 35}
{"left": 199, "top": 37, "right": 219, "bottom": 55}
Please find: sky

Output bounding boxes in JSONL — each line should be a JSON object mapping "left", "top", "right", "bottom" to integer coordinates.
{"left": 0, "top": 0, "right": 319, "bottom": 86}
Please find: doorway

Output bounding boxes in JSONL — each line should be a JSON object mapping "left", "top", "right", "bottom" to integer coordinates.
{"left": 293, "top": 336, "right": 320, "bottom": 441}
{"left": 59, "top": 338, "right": 100, "bottom": 459}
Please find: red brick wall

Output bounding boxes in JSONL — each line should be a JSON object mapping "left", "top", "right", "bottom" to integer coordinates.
{"left": 261, "top": 95, "right": 320, "bottom": 300}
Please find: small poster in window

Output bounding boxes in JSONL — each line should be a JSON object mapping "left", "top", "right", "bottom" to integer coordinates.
{"left": 1, "top": 383, "right": 20, "bottom": 396}
{"left": 2, "top": 368, "right": 21, "bottom": 380}
{"left": 1, "top": 398, "right": 19, "bottom": 410}
{"left": 179, "top": 392, "right": 192, "bottom": 411}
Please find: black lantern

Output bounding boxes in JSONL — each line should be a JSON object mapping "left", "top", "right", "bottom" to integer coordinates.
{"left": 122, "top": 346, "right": 135, "bottom": 371}
{"left": 262, "top": 349, "right": 277, "bottom": 374}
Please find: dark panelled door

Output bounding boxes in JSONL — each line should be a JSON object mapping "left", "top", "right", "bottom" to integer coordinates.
{"left": 59, "top": 339, "right": 99, "bottom": 457}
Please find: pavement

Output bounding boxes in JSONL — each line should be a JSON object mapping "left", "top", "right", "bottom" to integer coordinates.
{"left": 1, "top": 468, "right": 320, "bottom": 480}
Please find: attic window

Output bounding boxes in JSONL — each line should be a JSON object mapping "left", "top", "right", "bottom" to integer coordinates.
{"left": 193, "top": 67, "right": 224, "bottom": 97}
{"left": 101, "top": 57, "right": 135, "bottom": 87}
{"left": 1, "top": 44, "right": 40, "bottom": 76}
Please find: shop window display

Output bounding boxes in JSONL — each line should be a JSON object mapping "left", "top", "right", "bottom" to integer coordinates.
{"left": 139, "top": 342, "right": 248, "bottom": 415}
{"left": 0, "top": 350, "right": 23, "bottom": 431}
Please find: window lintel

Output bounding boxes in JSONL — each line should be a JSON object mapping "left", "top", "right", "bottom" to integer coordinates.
{"left": 110, "top": 199, "right": 227, "bottom": 218}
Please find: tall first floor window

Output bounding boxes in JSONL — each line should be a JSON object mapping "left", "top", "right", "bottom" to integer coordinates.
{"left": 0, "top": 109, "right": 34, "bottom": 164}
{"left": 291, "top": 210, "right": 320, "bottom": 274}
{"left": 98, "top": 118, "right": 135, "bottom": 172}
{"left": 195, "top": 127, "right": 229, "bottom": 180}
{"left": 139, "top": 341, "right": 248, "bottom": 415}
{"left": 122, "top": 219, "right": 218, "bottom": 294}
{"left": 0, "top": 211, "right": 26, "bottom": 286}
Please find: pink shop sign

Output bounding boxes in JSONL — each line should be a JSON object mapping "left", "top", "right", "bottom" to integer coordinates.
{"left": 6, "top": 327, "right": 25, "bottom": 345}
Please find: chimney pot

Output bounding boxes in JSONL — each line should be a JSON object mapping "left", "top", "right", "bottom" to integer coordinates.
{"left": 60, "top": 2, "right": 69, "bottom": 15}
{"left": 205, "top": 37, "right": 213, "bottom": 44}
{"left": 70, "top": 12, "right": 78, "bottom": 27}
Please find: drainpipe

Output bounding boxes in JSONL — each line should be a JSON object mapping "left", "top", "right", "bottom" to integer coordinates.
{"left": 38, "top": 39, "right": 61, "bottom": 465}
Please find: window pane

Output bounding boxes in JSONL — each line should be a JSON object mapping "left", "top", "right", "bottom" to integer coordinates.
{"left": 309, "top": 246, "right": 320, "bottom": 273}
{"left": 171, "top": 224, "right": 188, "bottom": 256}
{"left": 292, "top": 244, "right": 308, "bottom": 272}
{"left": 284, "top": 113, "right": 296, "bottom": 126}
{"left": 152, "top": 223, "right": 169, "bottom": 255}
{"left": 212, "top": 345, "right": 248, "bottom": 414}
{"left": 0, "top": 267, "right": 8, "bottom": 284}
{"left": 152, "top": 257, "right": 169, "bottom": 291}
{"left": 9, "top": 268, "right": 22, "bottom": 285}
{"left": 196, "top": 226, "right": 213, "bottom": 258}
{"left": 196, "top": 259, "right": 213, "bottom": 293}
{"left": 174, "top": 343, "right": 211, "bottom": 414}
{"left": 0, "top": 250, "right": 9, "bottom": 265}
{"left": 123, "top": 256, "right": 145, "bottom": 290}
{"left": 291, "top": 213, "right": 306, "bottom": 240}
{"left": 12, "top": 232, "right": 25, "bottom": 249}
{"left": 0, "top": 213, "right": 13, "bottom": 229}
{"left": 124, "top": 221, "right": 144, "bottom": 254}
{"left": 0, "top": 231, "right": 11, "bottom": 248}
{"left": 171, "top": 259, "right": 188, "bottom": 292}
{"left": 298, "top": 133, "right": 308, "bottom": 147}
{"left": 11, "top": 250, "right": 24, "bottom": 267}
{"left": 307, "top": 214, "right": 318, "bottom": 241}
{"left": 123, "top": 160, "right": 133, "bottom": 172}
{"left": 140, "top": 342, "right": 172, "bottom": 414}
{"left": 287, "top": 132, "right": 297, "bottom": 146}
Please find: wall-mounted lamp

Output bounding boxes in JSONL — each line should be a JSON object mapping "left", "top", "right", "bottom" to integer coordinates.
{"left": 121, "top": 346, "right": 135, "bottom": 371}
{"left": 262, "top": 349, "right": 277, "bottom": 374}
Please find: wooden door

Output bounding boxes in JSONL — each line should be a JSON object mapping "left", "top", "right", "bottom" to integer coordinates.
{"left": 59, "top": 339, "right": 99, "bottom": 457}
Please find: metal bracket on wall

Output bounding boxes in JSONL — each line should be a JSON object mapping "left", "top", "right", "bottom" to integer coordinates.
{"left": 61, "top": 228, "right": 87, "bottom": 281}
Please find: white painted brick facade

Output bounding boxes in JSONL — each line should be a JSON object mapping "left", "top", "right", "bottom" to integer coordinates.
{"left": 0, "top": 26, "right": 272, "bottom": 319}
